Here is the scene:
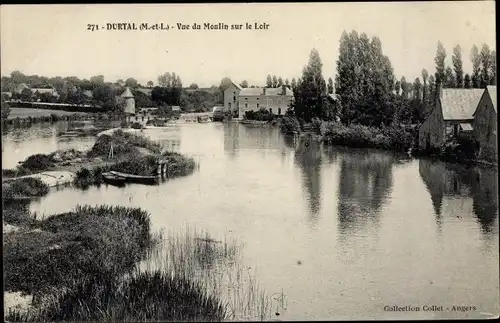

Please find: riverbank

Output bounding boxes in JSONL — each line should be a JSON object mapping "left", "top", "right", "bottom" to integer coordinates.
{"left": 279, "top": 116, "right": 496, "bottom": 167}
{"left": 2, "top": 203, "right": 230, "bottom": 322}
{"left": 3, "top": 129, "right": 196, "bottom": 195}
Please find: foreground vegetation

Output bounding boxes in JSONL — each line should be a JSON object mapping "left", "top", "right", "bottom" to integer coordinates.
{"left": 3, "top": 203, "right": 271, "bottom": 322}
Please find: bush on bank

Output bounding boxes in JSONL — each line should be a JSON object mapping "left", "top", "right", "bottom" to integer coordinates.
{"left": 2, "top": 177, "right": 50, "bottom": 200}
{"left": 87, "top": 129, "right": 161, "bottom": 159}
{"left": 3, "top": 205, "right": 152, "bottom": 300}
{"left": 321, "top": 121, "right": 415, "bottom": 152}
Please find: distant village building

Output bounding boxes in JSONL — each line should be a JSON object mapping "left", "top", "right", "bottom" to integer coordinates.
{"left": 121, "top": 87, "right": 135, "bottom": 121}
{"left": 472, "top": 85, "right": 497, "bottom": 162}
{"left": 14, "top": 83, "right": 30, "bottom": 94}
{"left": 13, "top": 83, "right": 58, "bottom": 97}
{"left": 418, "top": 86, "right": 484, "bottom": 150}
{"left": 222, "top": 81, "right": 294, "bottom": 118}
{"left": 223, "top": 81, "right": 242, "bottom": 116}
{"left": 237, "top": 85, "right": 294, "bottom": 119}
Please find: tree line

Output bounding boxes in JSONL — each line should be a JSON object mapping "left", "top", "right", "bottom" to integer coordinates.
{"left": 288, "top": 30, "right": 496, "bottom": 127}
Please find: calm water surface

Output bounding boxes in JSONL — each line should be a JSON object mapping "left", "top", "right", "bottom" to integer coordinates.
{"left": 3, "top": 122, "right": 499, "bottom": 320}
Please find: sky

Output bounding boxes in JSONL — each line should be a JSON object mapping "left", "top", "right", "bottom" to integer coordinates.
{"left": 1, "top": 2, "right": 496, "bottom": 88}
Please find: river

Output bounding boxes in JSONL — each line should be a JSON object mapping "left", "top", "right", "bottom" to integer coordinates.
{"left": 2, "top": 122, "right": 499, "bottom": 320}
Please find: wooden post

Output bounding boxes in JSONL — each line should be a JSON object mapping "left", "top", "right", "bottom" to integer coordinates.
{"left": 161, "top": 163, "right": 166, "bottom": 175}
{"left": 157, "top": 161, "right": 161, "bottom": 175}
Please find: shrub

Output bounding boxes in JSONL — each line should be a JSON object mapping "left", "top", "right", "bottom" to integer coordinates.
{"left": 2, "top": 177, "right": 50, "bottom": 199}
{"left": 130, "top": 122, "right": 144, "bottom": 129}
{"left": 120, "top": 120, "right": 129, "bottom": 128}
{"left": 4, "top": 205, "right": 152, "bottom": 298}
{"left": 87, "top": 130, "right": 161, "bottom": 159}
{"left": 440, "top": 136, "right": 479, "bottom": 163}
{"left": 2, "top": 166, "right": 32, "bottom": 178}
{"left": 20, "top": 154, "right": 54, "bottom": 172}
{"left": 244, "top": 108, "right": 275, "bottom": 122}
{"left": 322, "top": 121, "right": 415, "bottom": 152}
{"left": 50, "top": 113, "right": 60, "bottom": 122}
{"left": 279, "top": 116, "right": 301, "bottom": 135}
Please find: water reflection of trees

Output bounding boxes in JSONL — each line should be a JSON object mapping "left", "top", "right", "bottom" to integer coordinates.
{"left": 286, "top": 135, "right": 323, "bottom": 224}
{"left": 419, "top": 159, "right": 498, "bottom": 234}
{"left": 336, "top": 148, "right": 394, "bottom": 234}
{"left": 223, "top": 123, "right": 285, "bottom": 158}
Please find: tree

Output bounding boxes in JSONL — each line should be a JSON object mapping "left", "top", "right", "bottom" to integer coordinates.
{"left": 479, "top": 44, "right": 491, "bottom": 88}
{"left": 189, "top": 83, "right": 199, "bottom": 89}
{"left": 277, "top": 77, "right": 284, "bottom": 87}
{"left": 413, "top": 77, "right": 422, "bottom": 101}
{"left": 291, "top": 78, "right": 297, "bottom": 91}
{"left": 266, "top": 75, "right": 272, "bottom": 88}
{"left": 445, "top": 67, "right": 455, "bottom": 88}
{"left": 240, "top": 80, "right": 248, "bottom": 88}
{"left": 470, "top": 45, "right": 481, "bottom": 88}
{"left": 395, "top": 80, "right": 401, "bottom": 96}
{"left": 464, "top": 74, "right": 472, "bottom": 88}
{"left": 452, "top": 44, "right": 464, "bottom": 88}
{"left": 285, "top": 78, "right": 290, "bottom": 87}
{"left": 489, "top": 50, "right": 496, "bottom": 85}
{"left": 434, "top": 41, "right": 446, "bottom": 86}
{"left": 125, "top": 78, "right": 138, "bottom": 88}
{"left": 116, "top": 79, "right": 125, "bottom": 86}
{"left": 272, "top": 75, "right": 278, "bottom": 88}
{"left": 421, "top": 69, "right": 429, "bottom": 108}
{"left": 427, "top": 74, "right": 436, "bottom": 107}
{"left": 1, "top": 100, "right": 11, "bottom": 120}
{"left": 293, "top": 48, "right": 326, "bottom": 122}
{"left": 335, "top": 31, "right": 396, "bottom": 126}
{"left": 327, "top": 77, "right": 334, "bottom": 94}
{"left": 400, "top": 77, "right": 408, "bottom": 99}
{"left": 147, "top": 80, "right": 154, "bottom": 88}
{"left": 219, "top": 77, "right": 233, "bottom": 92}
{"left": 90, "top": 75, "right": 105, "bottom": 85}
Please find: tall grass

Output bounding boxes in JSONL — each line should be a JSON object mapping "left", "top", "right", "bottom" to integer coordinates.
{"left": 138, "top": 227, "right": 275, "bottom": 321}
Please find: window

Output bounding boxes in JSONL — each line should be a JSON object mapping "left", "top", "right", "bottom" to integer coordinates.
{"left": 245, "top": 103, "right": 248, "bottom": 109}
{"left": 269, "top": 108, "right": 273, "bottom": 114}
{"left": 229, "top": 102, "right": 231, "bottom": 110}
{"left": 233, "top": 95, "right": 236, "bottom": 101}
{"left": 278, "top": 108, "right": 281, "bottom": 115}
{"left": 257, "top": 103, "right": 259, "bottom": 109}
{"left": 245, "top": 97, "right": 248, "bottom": 100}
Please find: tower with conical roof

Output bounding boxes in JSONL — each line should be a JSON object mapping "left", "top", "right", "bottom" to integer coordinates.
{"left": 121, "top": 87, "right": 135, "bottom": 118}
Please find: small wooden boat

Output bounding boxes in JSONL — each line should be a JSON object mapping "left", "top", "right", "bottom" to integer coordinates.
{"left": 108, "top": 170, "right": 159, "bottom": 185}
{"left": 102, "top": 172, "right": 126, "bottom": 186}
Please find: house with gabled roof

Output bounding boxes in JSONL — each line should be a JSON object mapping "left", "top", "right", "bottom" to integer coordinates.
{"left": 223, "top": 80, "right": 242, "bottom": 116}
{"left": 418, "top": 85, "right": 485, "bottom": 151}
{"left": 472, "top": 85, "right": 497, "bottom": 161}
{"left": 237, "top": 85, "right": 294, "bottom": 119}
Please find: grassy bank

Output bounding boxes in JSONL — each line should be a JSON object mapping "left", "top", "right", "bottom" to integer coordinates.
{"left": 4, "top": 204, "right": 269, "bottom": 322}
{"left": 2, "top": 177, "right": 50, "bottom": 200}
{"left": 279, "top": 116, "right": 415, "bottom": 152}
{"left": 2, "top": 129, "right": 196, "bottom": 188}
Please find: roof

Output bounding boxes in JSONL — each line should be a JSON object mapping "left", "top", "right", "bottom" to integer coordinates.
{"left": 83, "top": 90, "right": 93, "bottom": 98}
{"left": 121, "top": 87, "right": 134, "bottom": 98}
{"left": 171, "top": 106, "right": 181, "bottom": 111}
{"left": 239, "top": 87, "right": 294, "bottom": 97}
{"left": 459, "top": 123, "right": 473, "bottom": 131}
{"left": 232, "top": 81, "right": 242, "bottom": 90}
{"left": 440, "top": 88, "right": 484, "bottom": 120}
{"left": 487, "top": 85, "right": 497, "bottom": 112}
{"left": 32, "top": 88, "right": 55, "bottom": 94}
{"left": 136, "top": 88, "right": 153, "bottom": 96}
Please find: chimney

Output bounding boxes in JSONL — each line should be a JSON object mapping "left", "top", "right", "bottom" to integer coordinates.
{"left": 282, "top": 85, "right": 286, "bottom": 95}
